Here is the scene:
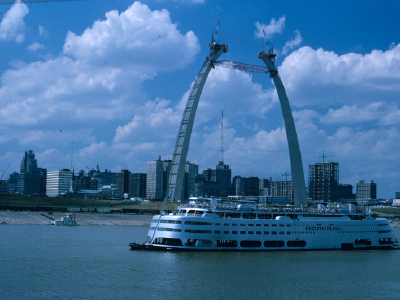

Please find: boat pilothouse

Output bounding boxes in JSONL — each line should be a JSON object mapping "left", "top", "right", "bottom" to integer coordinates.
{"left": 129, "top": 199, "right": 399, "bottom": 251}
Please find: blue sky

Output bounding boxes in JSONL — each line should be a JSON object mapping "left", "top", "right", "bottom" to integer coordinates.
{"left": 1, "top": 0, "right": 400, "bottom": 199}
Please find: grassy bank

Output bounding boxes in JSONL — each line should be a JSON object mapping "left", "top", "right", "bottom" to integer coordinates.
{"left": 0, "top": 194, "right": 179, "bottom": 211}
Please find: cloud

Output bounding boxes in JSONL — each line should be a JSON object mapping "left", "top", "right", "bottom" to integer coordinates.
{"left": 281, "top": 30, "right": 302, "bottom": 55}
{"left": 27, "top": 42, "right": 45, "bottom": 52}
{"left": 0, "top": 2, "right": 200, "bottom": 127}
{"left": 254, "top": 16, "right": 286, "bottom": 39}
{"left": 113, "top": 98, "right": 181, "bottom": 144}
{"left": 0, "top": 0, "right": 28, "bottom": 43}
{"left": 63, "top": 2, "right": 199, "bottom": 72}
{"left": 279, "top": 44, "right": 400, "bottom": 106}
{"left": 38, "top": 25, "right": 49, "bottom": 38}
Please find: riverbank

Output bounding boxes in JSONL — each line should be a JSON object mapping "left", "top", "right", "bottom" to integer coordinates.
{"left": 0, "top": 211, "right": 153, "bottom": 226}
{"left": 1, "top": 210, "right": 400, "bottom": 227}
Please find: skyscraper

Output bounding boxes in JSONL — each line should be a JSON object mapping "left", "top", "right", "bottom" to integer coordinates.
{"left": 129, "top": 173, "right": 147, "bottom": 198}
{"left": 356, "top": 180, "right": 377, "bottom": 203}
{"left": 147, "top": 156, "right": 165, "bottom": 200}
{"left": 17, "top": 150, "right": 46, "bottom": 196}
{"left": 308, "top": 162, "right": 339, "bottom": 202}
{"left": 116, "top": 169, "right": 131, "bottom": 197}
{"left": 46, "top": 169, "right": 72, "bottom": 197}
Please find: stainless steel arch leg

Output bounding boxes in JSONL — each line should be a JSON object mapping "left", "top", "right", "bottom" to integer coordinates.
{"left": 166, "top": 46, "right": 227, "bottom": 202}
{"left": 259, "top": 52, "right": 307, "bottom": 206}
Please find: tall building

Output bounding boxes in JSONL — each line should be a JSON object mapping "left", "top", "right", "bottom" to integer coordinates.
{"left": 259, "top": 178, "right": 271, "bottom": 196}
{"left": 232, "top": 175, "right": 244, "bottom": 196}
{"left": 46, "top": 169, "right": 73, "bottom": 197}
{"left": 184, "top": 162, "right": 198, "bottom": 199}
{"left": 271, "top": 180, "right": 293, "bottom": 203}
{"left": 129, "top": 173, "right": 147, "bottom": 198}
{"left": 162, "top": 160, "right": 172, "bottom": 199}
{"left": 147, "top": 156, "right": 165, "bottom": 200}
{"left": 308, "top": 162, "right": 339, "bottom": 202}
{"left": 356, "top": 180, "right": 377, "bottom": 203}
{"left": 116, "top": 170, "right": 131, "bottom": 197}
{"left": 233, "top": 176, "right": 259, "bottom": 196}
{"left": 338, "top": 184, "right": 355, "bottom": 200}
{"left": 201, "top": 162, "right": 231, "bottom": 197}
{"left": 17, "top": 150, "right": 46, "bottom": 196}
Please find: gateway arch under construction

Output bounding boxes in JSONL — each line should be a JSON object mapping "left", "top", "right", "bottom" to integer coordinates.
{"left": 166, "top": 28, "right": 307, "bottom": 207}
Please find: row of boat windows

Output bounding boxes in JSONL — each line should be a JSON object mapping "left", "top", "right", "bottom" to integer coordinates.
{"left": 151, "top": 237, "right": 395, "bottom": 247}
{"left": 160, "top": 221, "right": 387, "bottom": 228}
{"left": 151, "top": 227, "right": 393, "bottom": 235}
{"left": 154, "top": 238, "right": 306, "bottom": 248}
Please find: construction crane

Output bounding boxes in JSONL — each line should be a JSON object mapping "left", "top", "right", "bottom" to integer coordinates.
{"left": 282, "top": 172, "right": 292, "bottom": 181}
{"left": 1, "top": 163, "right": 11, "bottom": 180}
{"left": 319, "top": 154, "right": 335, "bottom": 163}
{"left": 213, "top": 60, "right": 270, "bottom": 73}
{"left": 211, "top": 13, "right": 223, "bottom": 45}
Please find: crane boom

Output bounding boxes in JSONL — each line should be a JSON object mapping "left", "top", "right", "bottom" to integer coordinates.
{"left": 214, "top": 60, "right": 270, "bottom": 74}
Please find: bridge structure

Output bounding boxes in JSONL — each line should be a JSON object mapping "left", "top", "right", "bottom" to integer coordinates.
{"left": 166, "top": 26, "right": 307, "bottom": 207}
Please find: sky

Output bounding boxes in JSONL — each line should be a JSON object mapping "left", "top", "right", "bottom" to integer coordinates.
{"left": 0, "top": 0, "right": 399, "bottom": 199}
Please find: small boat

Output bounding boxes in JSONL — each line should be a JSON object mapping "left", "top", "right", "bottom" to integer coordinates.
{"left": 53, "top": 213, "right": 77, "bottom": 226}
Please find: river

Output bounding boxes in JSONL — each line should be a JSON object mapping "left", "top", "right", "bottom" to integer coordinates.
{"left": 1, "top": 225, "right": 399, "bottom": 299}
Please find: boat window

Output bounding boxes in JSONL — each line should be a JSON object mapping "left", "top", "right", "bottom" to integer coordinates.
{"left": 272, "top": 231, "right": 277, "bottom": 235}
{"left": 248, "top": 224, "right": 254, "bottom": 226}
{"left": 215, "top": 231, "right": 220, "bottom": 234}
{"left": 216, "top": 240, "right": 238, "bottom": 247}
{"left": 225, "top": 212, "right": 241, "bottom": 219}
{"left": 240, "top": 224, "right": 246, "bottom": 226}
{"left": 279, "top": 224, "right": 285, "bottom": 227}
{"left": 185, "top": 230, "right": 212, "bottom": 234}
{"left": 232, "top": 224, "right": 237, "bottom": 226}
{"left": 240, "top": 240, "right": 262, "bottom": 247}
{"left": 187, "top": 210, "right": 196, "bottom": 214}
{"left": 258, "top": 214, "right": 272, "bottom": 219}
{"left": 287, "top": 224, "right": 291, "bottom": 227}
{"left": 264, "top": 231, "right": 269, "bottom": 234}
{"left": 355, "top": 239, "right": 371, "bottom": 246}
{"left": 184, "top": 221, "right": 212, "bottom": 225}
{"left": 378, "top": 224, "right": 387, "bottom": 226}
{"left": 156, "top": 227, "right": 182, "bottom": 232}
{"left": 248, "top": 231, "right": 254, "bottom": 234}
{"left": 224, "top": 231, "right": 229, "bottom": 234}
{"left": 279, "top": 231, "right": 285, "bottom": 235}
{"left": 272, "top": 224, "right": 277, "bottom": 227}
{"left": 379, "top": 238, "right": 394, "bottom": 245}
{"left": 153, "top": 238, "right": 182, "bottom": 246}
{"left": 264, "top": 241, "right": 285, "bottom": 247}
{"left": 287, "top": 232, "right": 291, "bottom": 235}
{"left": 185, "top": 239, "right": 197, "bottom": 246}
{"left": 242, "top": 213, "right": 256, "bottom": 219}
{"left": 224, "top": 223, "right": 229, "bottom": 226}
{"left": 256, "top": 231, "right": 261, "bottom": 234}
{"left": 214, "top": 223, "right": 220, "bottom": 226}
{"left": 217, "top": 212, "right": 225, "bottom": 218}
{"left": 160, "top": 220, "right": 182, "bottom": 224}
{"left": 287, "top": 240, "right": 306, "bottom": 247}
{"left": 256, "top": 224, "right": 261, "bottom": 226}
{"left": 240, "top": 231, "right": 246, "bottom": 234}
{"left": 264, "top": 224, "right": 269, "bottom": 227}
{"left": 378, "top": 230, "right": 392, "bottom": 233}
{"left": 232, "top": 231, "right": 238, "bottom": 234}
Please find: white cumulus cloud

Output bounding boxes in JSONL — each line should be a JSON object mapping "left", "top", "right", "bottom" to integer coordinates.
{"left": 0, "top": 0, "right": 28, "bottom": 43}
{"left": 254, "top": 16, "right": 286, "bottom": 39}
{"left": 281, "top": 30, "right": 302, "bottom": 55}
{"left": 27, "top": 42, "right": 45, "bottom": 52}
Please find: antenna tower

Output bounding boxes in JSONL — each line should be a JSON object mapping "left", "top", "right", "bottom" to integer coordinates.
{"left": 219, "top": 110, "right": 224, "bottom": 165}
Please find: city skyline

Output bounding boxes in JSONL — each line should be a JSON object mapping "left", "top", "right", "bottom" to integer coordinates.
{"left": 1, "top": 0, "right": 400, "bottom": 198}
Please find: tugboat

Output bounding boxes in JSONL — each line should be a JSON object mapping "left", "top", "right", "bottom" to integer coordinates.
{"left": 53, "top": 213, "right": 77, "bottom": 226}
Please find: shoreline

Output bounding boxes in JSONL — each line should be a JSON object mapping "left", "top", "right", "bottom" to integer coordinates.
{"left": 0, "top": 211, "right": 153, "bottom": 226}
{"left": 1, "top": 211, "right": 400, "bottom": 228}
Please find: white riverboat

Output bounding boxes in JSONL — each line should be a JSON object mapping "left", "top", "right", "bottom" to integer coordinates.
{"left": 130, "top": 198, "right": 399, "bottom": 251}
{"left": 53, "top": 213, "right": 77, "bottom": 226}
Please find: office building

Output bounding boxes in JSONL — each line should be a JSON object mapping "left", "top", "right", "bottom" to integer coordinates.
{"left": 308, "top": 162, "right": 339, "bottom": 202}
{"left": 17, "top": 150, "right": 46, "bottom": 196}
{"left": 116, "top": 170, "right": 131, "bottom": 197}
{"left": 46, "top": 169, "right": 73, "bottom": 197}
{"left": 271, "top": 180, "right": 293, "bottom": 204}
{"left": 147, "top": 156, "right": 165, "bottom": 200}
{"left": 356, "top": 180, "right": 377, "bottom": 203}
{"left": 129, "top": 173, "right": 147, "bottom": 198}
